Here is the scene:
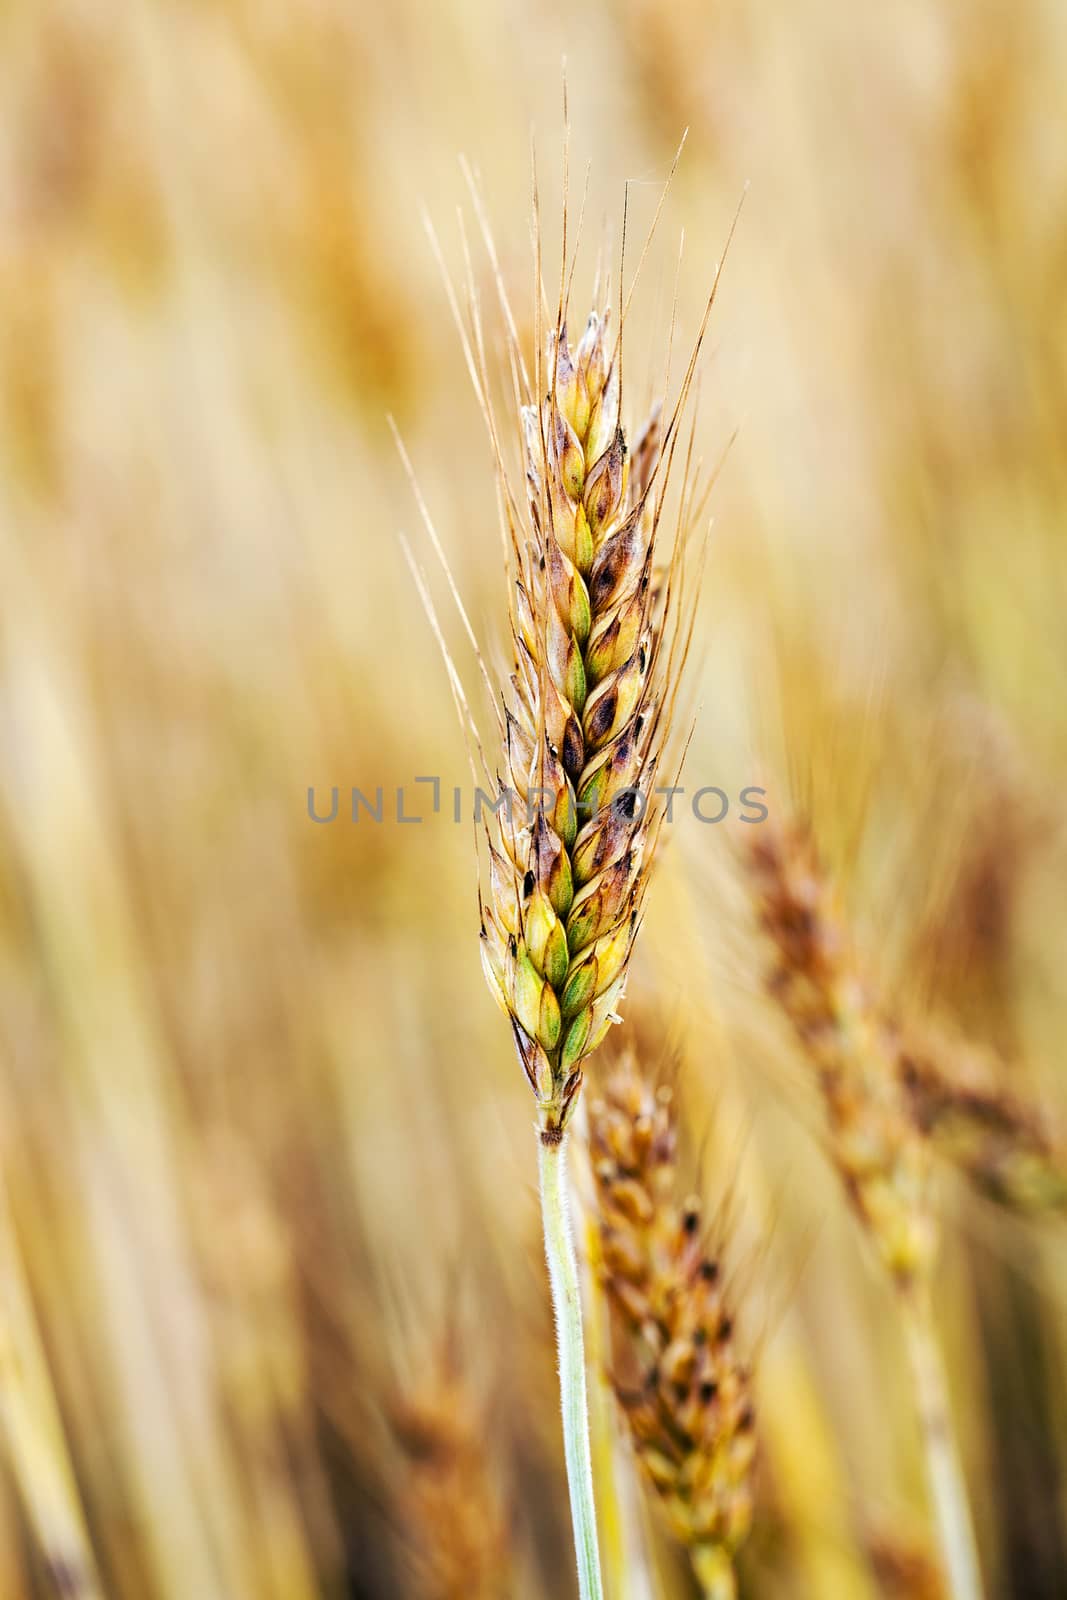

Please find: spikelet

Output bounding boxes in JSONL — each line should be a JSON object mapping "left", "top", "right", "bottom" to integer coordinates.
{"left": 899, "top": 1028, "right": 1067, "bottom": 1214}
{"left": 479, "top": 298, "right": 697, "bottom": 1143}
{"left": 588, "top": 1052, "right": 756, "bottom": 1597}
{"left": 745, "top": 819, "right": 936, "bottom": 1286}
{"left": 391, "top": 1363, "right": 511, "bottom": 1600}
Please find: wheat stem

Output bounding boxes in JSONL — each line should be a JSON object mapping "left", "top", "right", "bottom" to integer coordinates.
{"left": 900, "top": 1289, "right": 984, "bottom": 1600}
{"left": 539, "top": 1132, "right": 604, "bottom": 1600}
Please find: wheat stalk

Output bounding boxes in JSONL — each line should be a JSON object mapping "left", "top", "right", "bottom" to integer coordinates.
{"left": 471, "top": 285, "right": 680, "bottom": 1600}
{"left": 406, "top": 140, "right": 738, "bottom": 1594}
{"left": 588, "top": 1052, "right": 757, "bottom": 1600}
{"left": 481, "top": 263, "right": 731, "bottom": 1594}
{"left": 744, "top": 817, "right": 984, "bottom": 1600}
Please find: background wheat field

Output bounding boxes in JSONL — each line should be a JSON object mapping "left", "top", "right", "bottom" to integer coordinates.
{"left": 2, "top": 1, "right": 1067, "bottom": 1597}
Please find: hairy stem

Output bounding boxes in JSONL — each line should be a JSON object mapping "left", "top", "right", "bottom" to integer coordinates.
{"left": 900, "top": 1288, "right": 984, "bottom": 1600}
{"left": 539, "top": 1132, "right": 604, "bottom": 1600}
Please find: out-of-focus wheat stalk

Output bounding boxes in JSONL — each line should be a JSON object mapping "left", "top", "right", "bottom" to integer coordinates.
{"left": 589, "top": 1052, "right": 757, "bottom": 1599}
{"left": 0, "top": 1175, "right": 103, "bottom": 1599}
{"left": 744, "top": 818, "right": 983, "bottom": 1600}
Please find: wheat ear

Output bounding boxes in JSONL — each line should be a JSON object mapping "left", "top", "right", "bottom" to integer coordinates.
{"left": 470, "top": 239, "right": 724, "bottom": 1596}
{"left": 478, "top": 302, "right": 679, "bottom": 1145}
{"left": 588, "top": 1054, "right": 757, "bottom": 1600}
{"left": 745, "top": 819, "right": 983, "bottom": 1600}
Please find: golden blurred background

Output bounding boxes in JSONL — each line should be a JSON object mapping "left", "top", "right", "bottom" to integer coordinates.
{"left": 1, "top": 0, "right": 1066, "bottom": 1595}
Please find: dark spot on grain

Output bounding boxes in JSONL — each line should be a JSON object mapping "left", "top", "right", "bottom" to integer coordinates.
{"left": 562, "top": 718, "right": 584, "bottom": 778}
{"left": 586, "top": 690, "right": 616, "bottom": 746}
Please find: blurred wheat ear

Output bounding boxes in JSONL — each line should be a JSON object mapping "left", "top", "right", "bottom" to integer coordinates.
{"left": 744, "top": 815, "right": 985, "bottom": 1600}
{"left": 588, "top": 1050, "right": 757, "bottom": 1600}
{"left": 899, "top": 1027, "right": 1067, "bottom": 1215}
{"left": 390, "top": 1357, "right": 511, "bottom": 1600}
